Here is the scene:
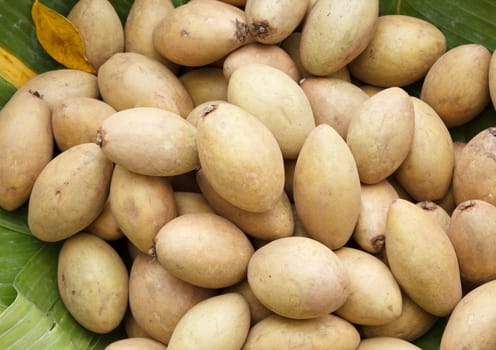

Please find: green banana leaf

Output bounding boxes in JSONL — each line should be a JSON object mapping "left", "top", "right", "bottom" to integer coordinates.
{"left": 0, "top": 0, "right": 494, "bottom": 349}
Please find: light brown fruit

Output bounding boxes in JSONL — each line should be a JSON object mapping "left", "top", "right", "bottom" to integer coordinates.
{"left": 0, "top": 90, "right": 53, "bottom": 211}
{"left": 420, "top": 43, "right": 491, "bottom": 127}
{"left": 58, "top": 233, "right": 128, "bottom": 334}
{"left": 247, "top": 236, "right": 350, "bottom": 319}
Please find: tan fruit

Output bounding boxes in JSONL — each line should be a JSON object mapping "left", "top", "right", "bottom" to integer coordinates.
{"left": 360, "top": 85, "right": 384, "bottom": 97}
{"left": 242, "top": 314, "right": 360, "bottom": 350}
{"left": 353, "top": 180, "right": 398, "bottom": 254}
{"left": 196, "top": 169, "right": 294, "bottom": 241}
{"left": 133, "top": 90, "right": 181, "bottom": 115}
{"left": 124, "top": 0, "right": 178, "bottom": 72}
{"left": 196, "top": 102, "right": 284, "bottom": 213}
{"left": 173, "top": 191, "right": 214, "bottom": 216}
{"left": 86, "top": 200, "right": 123, "bottom": 241}
{"left": 247, "top": 236, "right": 350, "bottom": 319}
{"left": 227, "top": 63, "right": 315, "bottom": 159}
{"left": 394, "top": 97, "right": 454, "bottom": 201}
{"left": 294, "top": 124, "right": 361, "bottom": 249}
{"left": 105, "top": 337, "right": 166, "bottom": 350}
{"left": 453, "top": 127, "right": 496, "bottom": 206}
{"left": 347, "top": 87, "right": 414, "bottom": 184}
{"left": 448, "top": 200, "right": 496, "bottom": 286}
{"left": 129, "top": 253, "right": 215, "bottom": 344}
{"left": 185, "top": 100, "right": 229, "bottom": 127}
{"left": 109, "top": 165, "right": 176, "bottom": 254}
{"left": 440, "top": 280, "right": 496, "bottom": 350}
{"left": 300, "top": 0, "right": 379, "bottom": 76}
{"left": 68, "top": 0, "right": 124, "bottom": 69}
{"left": 360, "top": 291, "right": 437, "bottom": 342}
{"left": 179, "top": 68, "right": 228, "bottom": 106}
{"left": 167, "top": 293, "right": 250, "bottom": 350}
{"left": 223, "top": 279, "right": 272, "bottom": 325}
{"left": 15, "top": 69, "right": 99, "bottom": 110}
{"left": 300, "top": 77, "right": 368, "bottom": 139}
{"left": 123, "top": 312, "right": 151, "bottom": 339}
{"left": 349, "top": 15, "right": 446, "bottom": 87}
{"left": 420, "top": 43, "right": 491, "bottom": 127}
{"left": 386, "top": 199, "right": 462, "bottom": 316}
{"left": 490, "top": 49, "right": 496, "bottom": 109}
{"left": 436, "top": 141, "right": 466, "bottom": 215}
{"left": 245, "top": 0, "right": 308, "bottom": 44}
{"left": 0, "top": 90, "right": 53, "bottom": 211}
{"left": 97, "top": 107, "right": 199, "bottom": 176}
{"left": 152, "top": 0, "right": 252, "bottom": 67}
{"left": 97, "top": 52, "right": 193, "bottom": 117}
{"left": 51, "top": 97, "right": 116, "bottom": 151}
{"left": 154, "top": 213, "right": 254, "bottom": 289}
{"left": 58, "top": 233, "right": 128, "bottom": 334}
{"left": 335, "top": 247, "right": 402, "bottom": 326}
{"left": 28, "top": 143, "right": 113, "bottom": 242}
{"left": 357, "top": 337, "right": 421, "bottom": 350}
{"left": 223, "top": 43, "right": 299, "bottom": 81}
{"left": 281, "top": 32, "right": 352, "bottom": 81}
{"left": 416, "top": 201, "right": 450, "bottom": 233}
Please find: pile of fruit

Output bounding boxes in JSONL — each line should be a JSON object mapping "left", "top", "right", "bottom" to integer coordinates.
{"left": 1, "top": 0, "right": 496, "bottom": 349}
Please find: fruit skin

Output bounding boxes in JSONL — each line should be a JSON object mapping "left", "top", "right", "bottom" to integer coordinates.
{"left": 448, "top": 199, "right": 496, "bottom": 286}
{"left": 490, "top": 49, "right": 496, "bottom": 109}
{"left": 348, "top": 15, "right": 446, "bottom": 87}
{"left": 359, "top": 291, "right": 438, "bottom": 342}
{"left": 385, "top": 199, "right": 462, "bottom": 317}
{"left": 452, "top": 127, "right": 496, "bottom": 207}
{"left": 223, "top": 42, "right": 299, "bottom": 81}
{"left": 124, "top": 0, "right": 178, "bottom": 72}
{"left": 242, "top": 314, "right": 360, "bottom": 350}
{"left": 300, "top": 0, "right": 379, "bottom": 76}
{"left": 109, "top": 165, "right": 176, "bottom": 255}
{"left": 346, "top": 87, "right": 414, "bottom": 184}
{"left": 154, "top": 212, "right": 254, "bottom": 289}
{"left": 394, "top": 97, "right": 454, "bottom": 201}
{"left": 97, "top": 52, "right": 193, "bottom": 117}
{"left": 57, "top": 233, "right": 128, "bottom": 334}
{"left": 294, "top": 124, "right": 361, "bottom": 250}
{"left": 105, "top": 337, "right": 167, "bottom": 350}
{"left": 97, "top": 107, "right": 199, "bottom": 177}
{"left": 227, "top": 63, "right": 315, "bottom": 159}
{"left": 247, "top": 236, "right": 350, "bottom": 319}
{"left": 51, "top": 97, "right": 116, "bottom": 151}
{"left": 128, "top": 253, "right": 215, "bottom": 345}
{"left": 357, "top": 337, "right": 422, "bottom": 350}
{"left": 420, "top": 43, "right": 491, "bottom": 128}
{"left": 334, "top": 247, "right": 402, "bottom": 326}
{"left": 196, "top": 102, "right": 285, "bottom": 213}
{"left": 440, "top": 280, "right": 496, "bottom": 350}
{"left": 152, "top": 0, "right": 253, "bottom": 67}
{"left": 167, "top": 293, "right": 251, "bottom": 350}
{"left": 245, "top": 0, "right": 308, "bottom": 45}
{"left": 68, "top": 0, "right": 124, "bottom": 69}
{"left": 196, "top": 169, "right": 294, "bottom": 241}
{"left": 14, "top": 69, "right": 99, "bottom": 111}
{"left": 28, "top": 143, "right": 113, "bottom": 242}
{"left": 0, "top": 90, "right": 53, "bottom": 211}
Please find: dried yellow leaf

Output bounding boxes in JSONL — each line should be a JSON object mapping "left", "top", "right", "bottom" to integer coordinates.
{"left": 31, "top": 0, "right": 96, "bottom": 74}
{"left": 0, "top": 45, "right": 37, "bottom": 88}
